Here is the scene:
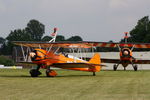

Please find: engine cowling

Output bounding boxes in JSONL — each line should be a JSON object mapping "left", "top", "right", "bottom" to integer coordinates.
{"left": 29, "top": 49, "right": 47, "bottom": 61}
{"left": 120, "top": 48, "right": 132, "bottom": 59}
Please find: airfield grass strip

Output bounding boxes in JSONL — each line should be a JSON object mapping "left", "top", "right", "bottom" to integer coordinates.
{"left": 0, "top": 69, "right": 150, "bottom": 100}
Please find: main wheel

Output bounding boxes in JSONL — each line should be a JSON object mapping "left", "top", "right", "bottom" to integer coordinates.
{"left": 46, "top": 69, "right": 57, "bottom": 77}
{"left": 133, "top": 65, "right": 138, "bottom": 71}
{"left": 124, "top": 67, "right": 126, "bottom": 71}
{"left": 113, "top": 64, "right": 117, "bottom": 71}
{"left": 30, "top": 69, "right": 41, "bottom": 77}
{"left": 93, "top": 72, "right": 96, "bottom": 76}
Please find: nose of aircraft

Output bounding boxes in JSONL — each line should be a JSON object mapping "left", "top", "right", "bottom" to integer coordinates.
{"left": 29, "top": 51, "right": 37, "bottom": 61}
{"left": 123, "top": 50, "right": 129, "bottom": 55}
{"left": 29, "top": 52, "right": 36, "bottom": 58}
{"left": 29, "top": 49, "right": 47, "bottom": 61}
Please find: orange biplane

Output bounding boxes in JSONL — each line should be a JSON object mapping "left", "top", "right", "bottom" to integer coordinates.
{"left": 13, "top": 28, "right": 104, "bottom": 77}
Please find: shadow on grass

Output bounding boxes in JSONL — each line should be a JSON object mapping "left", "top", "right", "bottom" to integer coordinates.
{"left": 57, "top": 74, "right": 93, "bottom": 77}
{"left": 0, "top": 75, "right": 31, "bottom": 78}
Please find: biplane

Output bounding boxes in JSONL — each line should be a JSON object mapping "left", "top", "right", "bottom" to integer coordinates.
{"left": 13, "top": 28, "right": 150, "bottom": 77}
{"left": 99, "top": 32, "right": 150, "bottom": 71}
{"left": 13, "top": 28, "right": 104, "bottom": 77}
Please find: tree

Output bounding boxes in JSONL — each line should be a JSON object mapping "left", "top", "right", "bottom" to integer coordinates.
{"left": 0, "top": 42, "right": 12, "bottom": 55}
{"left": 25, "top": 19, "right": 45, "bottom": 41}
{"left": 129, "top": 16, "right": 150, "bottom": 43}
{"left": 56, "top": 35, "right": 65, "bottom": 41}
{"left": 0, "top": 37, "right": 5, "bottom": 44}
{"left": 0, "top": 55, "right": 14, "bottom": 66}
{"left": 6, "top": 29, "right": 31, "bottom": 41}
{"left": 2, "top": 19, "right": 45, "bottom": 55}
{"left": 42, "top": 36, "right": 52, "bottom": 41}
{"left": 66, "top": 36, "right": 83, "bottom": 41}
{"left": 3, "top": 29, "right": 31, "bottom": 55}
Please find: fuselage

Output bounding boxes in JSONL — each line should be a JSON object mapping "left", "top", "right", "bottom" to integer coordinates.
{"left": 119, "top": 48, "right": 133, "bottom": 67}
{"left": 29, "top": 49, "right": 100, "bottom": 72}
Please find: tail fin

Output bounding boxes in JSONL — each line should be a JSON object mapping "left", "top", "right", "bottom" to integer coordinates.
{"left": 89, "top": 53, "right": 101, "bottom": 72}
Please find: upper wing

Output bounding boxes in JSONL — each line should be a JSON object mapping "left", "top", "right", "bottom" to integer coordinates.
{"left": 13, "top": 41, "right": 150, "bottom": 49}
{"left": 84, "top": 41, "right": 150, "bottom": 48}
{"left": 13, "top": 41, "right": 92, "bottom": 48}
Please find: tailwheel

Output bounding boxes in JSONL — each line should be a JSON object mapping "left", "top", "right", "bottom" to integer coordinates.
{"left": 30, "top": 69, "right": 41, "bottom": 77}
{"left": 46, "top": 69, "right": 57, "bottom": 77}
{"left": 113, "top": 64, "right": 118, "bottom": 71}
{"left": 133, "top": 65, "right": 138, "bottom": 71}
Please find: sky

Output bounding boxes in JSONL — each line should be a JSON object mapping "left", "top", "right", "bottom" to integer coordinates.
{"left": 0, "top": 0, "right": 150, "bottom": 42}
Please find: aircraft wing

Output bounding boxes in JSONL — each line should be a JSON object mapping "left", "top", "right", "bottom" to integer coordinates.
{"left": 13, "top": 41, "right": 92, "bottom": 48}
{"left": 83, "top": 41, "right": 150, "bottom": 48}
{"left": 100, "top": 58, "right": 150, "bottom": 64}
{"left": 101, "top": 58, "right": 120, "bottom": 63}
{"left": 13, "top": 41, "right": 150, "bottom": 49}
{"left": 51, "top": 63, "right": 106, "bottom": 68}
{"left": 134, "top": 59, "right": 150, "bottom": 64}
{"left": 13, "top": 41, "right": 117, "bottom": 48}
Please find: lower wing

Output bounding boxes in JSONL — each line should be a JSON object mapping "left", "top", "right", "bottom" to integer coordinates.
{"left": 51, "top": 63, "right": 106, "bottom": 68}
{"left": 101, "top": 58, "right": 150, "bottom": 64}
{"left": 134, "top": 59, "right": 150, "bottom": 64}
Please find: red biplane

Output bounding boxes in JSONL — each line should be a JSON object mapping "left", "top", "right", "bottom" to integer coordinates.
{"left": 96, "top": 32, "right": 150, "bottom": 71}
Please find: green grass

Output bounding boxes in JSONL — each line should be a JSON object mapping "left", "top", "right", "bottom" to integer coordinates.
{"left": 0, "top": 69, "right": 150, "bottom": 100}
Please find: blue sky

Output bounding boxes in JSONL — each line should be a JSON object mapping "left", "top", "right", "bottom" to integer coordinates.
{"left": 0, "top": 0, "right": 150, "bottom": 42}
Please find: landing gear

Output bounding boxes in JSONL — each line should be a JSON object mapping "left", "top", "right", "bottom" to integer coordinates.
{"left": 123, "top": 67, "right": 126, "bottom": 71}
{"left": 30, "top": 69, "right": 41, "bottom": 77}
{"left": 93, "top": 72, "right": 96, "bottom": 76}
{"left": 29, "top": 65, "right": 41, "bottom": 77}
{"left": 113, "top": 64, "right": 118, "bottom": 71}
{"left": 131, "top": 62, "right": 138, "bottom": 71}
{"left": 133, "top": 65, "right": 138, "bottom": 71}
{"left": 46, "top": 69, "right": 57, "bottom": 77}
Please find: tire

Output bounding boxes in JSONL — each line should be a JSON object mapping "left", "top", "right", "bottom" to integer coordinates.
{"left": 133, "top": 65, "right": 138, "bottom": 71}
{"left": 113, "top": 64, "right": 117, "bottom": 71}
{"left": 30, "top": 69, "right": 41, "bottom": 77}
{"left": 46, "top": 69, "right": 53, "bottom": 77}
{"left": 93, "top": 72, "right": 96, "bottom": 76}
{"left": 46, "top": 69, "right": 57, "bottom": 77}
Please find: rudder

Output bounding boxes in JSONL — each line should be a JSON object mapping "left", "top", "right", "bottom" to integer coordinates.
{"left": 89, "top": 53, "right": 101, "bottom": 72}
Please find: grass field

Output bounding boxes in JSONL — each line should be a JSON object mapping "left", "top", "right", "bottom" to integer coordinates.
{"left": 0, "top": 69, "right": 150, "bottom": 100}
